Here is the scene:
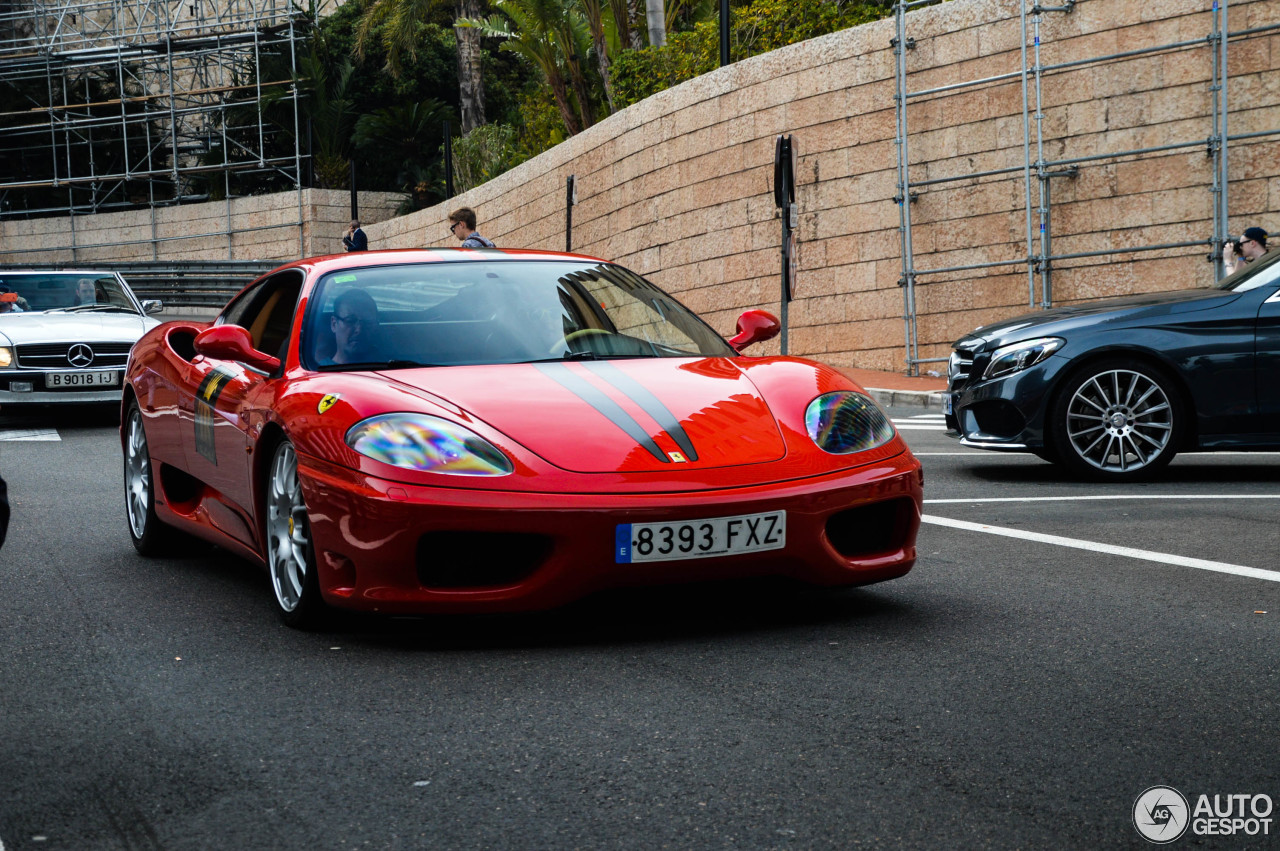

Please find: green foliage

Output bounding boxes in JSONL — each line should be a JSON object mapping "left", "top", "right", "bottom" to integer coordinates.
{"left": 512, "top": 86, "right": 569, "bottom": 159}
{"left": 612, "top": 0, "right": 892, "bottom": 108}
{"left": 450, "top": 123, "right": 527, "bottom": 192}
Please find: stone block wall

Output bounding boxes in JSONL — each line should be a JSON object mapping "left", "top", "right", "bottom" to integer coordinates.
{"left": 368, "top": 0, "right": 1278, "bottom": 371}
{"left": 0, "top": 189, "right": 401, "bottom": 266}
{"left": 3, "top": 0, "right": 1275, "bottom": 371}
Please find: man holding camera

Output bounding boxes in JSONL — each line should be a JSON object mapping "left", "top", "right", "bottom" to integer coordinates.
{"left": 1223, "top": 226, "right": 1268, "bottom": 275}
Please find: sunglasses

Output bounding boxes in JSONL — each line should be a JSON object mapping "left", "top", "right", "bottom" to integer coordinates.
{"left": 450, "top": 221, "right": 462, "bottom": 233}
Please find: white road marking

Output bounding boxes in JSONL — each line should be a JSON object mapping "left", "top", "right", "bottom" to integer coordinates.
{"left": 0, "top": 428, "right": 60, "bottom": 441}
{"left": 923, "top": 514, "right": 1280, "bottom": 583}
{"left": 911, "top": 452, "right": 990, "bottom": 456}
{"left": 926, "top": 494, "right": 1280, "bottom": 504}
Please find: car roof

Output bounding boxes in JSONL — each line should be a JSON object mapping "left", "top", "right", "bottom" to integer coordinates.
{"left": 0, "top": 269, "right": 122, "bottom": 275}
{"left": 274, "top": 247, "right": 610, "bottom": 278}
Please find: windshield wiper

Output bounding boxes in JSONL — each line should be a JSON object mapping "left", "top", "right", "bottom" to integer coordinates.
{"left": 522, "top": 350, "right": 601, "bottom": 363}
{"left": 330, "top": 359, "right": 444, "bottom": 370}
{"left": 47, "top": 304, "right": 134, "bottom": 313}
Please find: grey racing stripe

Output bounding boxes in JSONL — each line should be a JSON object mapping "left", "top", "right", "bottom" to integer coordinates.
{"left": 534, "top": 362, "right": 668, "bottom": 462}
{"left": 583, "top": 361, "right": 699, "bottom": 462}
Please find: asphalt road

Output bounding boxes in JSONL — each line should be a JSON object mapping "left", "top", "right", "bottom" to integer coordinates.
{"left": 1, "top": 403, "right": 1277, "bottom": 850}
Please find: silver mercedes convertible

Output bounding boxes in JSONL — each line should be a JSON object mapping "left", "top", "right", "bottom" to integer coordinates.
{"left": 0, "top": 270, "right": 162, "bottom": 405}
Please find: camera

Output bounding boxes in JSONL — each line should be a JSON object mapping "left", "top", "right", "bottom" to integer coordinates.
{"left": 1228, "top": 237, "right": 1244, "bottom": 255}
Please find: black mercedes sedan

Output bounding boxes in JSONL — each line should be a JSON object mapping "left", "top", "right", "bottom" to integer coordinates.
{"left": 945, "top": 248, "right": 1280, "bottom": 481}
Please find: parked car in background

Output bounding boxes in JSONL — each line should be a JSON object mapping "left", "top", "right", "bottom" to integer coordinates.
{"left": 122, "top": 249, "right": 923, "bottom": 628}
{"left": 0, "top": 270, "right": 163, "bottom": 406}
{"left": 945, "top": 248, "right": 1280, "bottom": 480}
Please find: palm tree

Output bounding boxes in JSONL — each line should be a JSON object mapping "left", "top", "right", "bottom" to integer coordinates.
{"left": 286, "top": 48, "right": 358, "bottom": 189}
{"left": 577, "top": 0, "right": 615, "bottom": 113}
{"left": 644, "top": 0, "right": 665, "bottom": 46}
{"left": 459, "top": 0, "right": 594, "bottom": 134}
{"left": 357, "top": 0, "right": 487, "bottom": 134}
{"left": 353, "top": 99, "right": 454, "bottom": 197}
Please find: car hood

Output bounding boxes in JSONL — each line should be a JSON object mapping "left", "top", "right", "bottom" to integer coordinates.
{"left": 0, "top": 311, "right": 156, "bottom": 346}
{"left": 381, "top": 358, "right": 787, "bottom": 473}
{"left": 956, "top": 288, "right": 1240, "bottom": 349}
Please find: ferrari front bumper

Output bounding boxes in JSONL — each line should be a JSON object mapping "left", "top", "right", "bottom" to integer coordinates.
{"left": 297, "top": 451, "right": 924, "bottom": 614}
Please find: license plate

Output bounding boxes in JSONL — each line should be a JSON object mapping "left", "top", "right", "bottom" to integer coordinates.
{"left": 615, "top": 510, "right": 785, "bottom": 564}
{"left": 942, "top": 393, "right": 954, "bottom": 415}
{"left": 46, "top": 371, "right": 119, "bottom": 388}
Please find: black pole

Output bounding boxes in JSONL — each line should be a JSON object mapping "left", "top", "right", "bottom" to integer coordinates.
{"left": 566, "top": 174, "right": 575, "bottom": 252}
{"left": 443, "top": 120, "right": 454, "bottom": 199}
{"left": 348, "top": 158, "right": 358, "bottom": 219}
{"left": 720, "top": 0, "right": 730, "bottom": 66}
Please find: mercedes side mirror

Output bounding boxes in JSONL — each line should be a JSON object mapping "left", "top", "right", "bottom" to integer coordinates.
{"left": 194, "top": 325, "right": 280, "bottom": 373}
{"left": 142, "top": 299, "right": 163, "bottom": 315}
{"left": 728, "top": 310, "right": 781, "bottom": 351}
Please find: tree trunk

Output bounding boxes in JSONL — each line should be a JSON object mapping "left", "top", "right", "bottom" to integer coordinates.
{"left": 627, "top": 0, "right": 643, "bottom": 48}
{"left": 548, "top": 69, "right": 581, "bottom": 136}
{"left": 591, "top": 26, "right": 615, "bottom": 113}
{"left": 609, "top": 0, "right": 632, "bottom": 53}
{"left": 645, "top": 0, "right": 665, "bottom": 47}
{"left": 455, "top": 0, "right": 487, "bottom": 134}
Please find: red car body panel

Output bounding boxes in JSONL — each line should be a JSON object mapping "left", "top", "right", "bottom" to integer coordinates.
{"left": 123, "top": 250, "right": 923, "bottom": 615}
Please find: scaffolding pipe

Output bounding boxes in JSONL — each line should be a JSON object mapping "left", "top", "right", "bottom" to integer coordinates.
{"left": 1216, "top": 0, "right": 1230, "bottom": 278}
{"left": 1032, "top": 7, "right": 1051, "bottom": 308}
{"left": 893, "top": 1, "right": 920, "bottom": 375}
{"left": 1019, "top": 2, "right": 1035, "bottom": 309}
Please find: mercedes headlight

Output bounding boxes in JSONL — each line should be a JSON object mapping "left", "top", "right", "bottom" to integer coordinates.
{"left": 804, "top": 391, "right": 895, "bottom": 455}
{"left": 0, "top": 347, "right": 11, "bottom": 368}
{"left": 346, "top": 413, "right": 513, "bottom": 476}
{"left": 982, "top": 337, "right": 1063, "bottom": 380}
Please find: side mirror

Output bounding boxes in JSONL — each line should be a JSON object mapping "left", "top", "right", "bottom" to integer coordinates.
{"left": 727, "top": 310, "right": 781, "bottom": 351}
{"left": 194, "top": 324, "right": 280, "bottom": 373}
{"left": 142, "top": 299, "right": 163, "bottom": 315}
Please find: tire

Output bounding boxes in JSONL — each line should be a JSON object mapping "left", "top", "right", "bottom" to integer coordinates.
{"left": 1048, "top": 359, "right": 1183, "bottom": 481}
{"left": 123, "top": 402, "right": 183, "bottom": 555}
{"left": 265, "top": 440, "right": 327, "bottom": 629}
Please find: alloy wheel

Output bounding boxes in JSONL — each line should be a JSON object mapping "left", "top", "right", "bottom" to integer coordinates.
{"left": 1063, "top": 368, "right": 1173, "bottom": 474}
{"left": 125, "top": 407, "right": 152, "bottom": 540}
{"left": 267, "top": 442, "right": 311, "bottom": 613}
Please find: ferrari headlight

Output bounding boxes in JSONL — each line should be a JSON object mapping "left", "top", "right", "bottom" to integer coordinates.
{"left": 346, "top": 413, "right": 513, "bottom": 476}
{"left": 804, "top": 391, "right": 895, "bottom": 455}
{"left": 983, "top": 337, "right": 1063, "bottom": 380}
{"left": 0, "top": 347, "right": 11, "bottom": 368}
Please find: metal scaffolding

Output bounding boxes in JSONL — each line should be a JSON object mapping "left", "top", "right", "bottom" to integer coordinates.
{"left": 0, "top": 0, "right": 310, "bottom": 257}
{"left": 893, "top": 0, "right": 1280, "bottom": 375}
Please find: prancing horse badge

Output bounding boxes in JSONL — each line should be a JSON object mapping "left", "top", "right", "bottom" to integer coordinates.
{"left": 318, "top": 394, "right": 340, "bottom": 414}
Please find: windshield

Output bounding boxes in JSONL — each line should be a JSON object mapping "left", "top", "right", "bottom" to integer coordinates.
{"left": 1214, "top": 248, "right": 1280, "bottom": 292}
{"left": 302, "top": 260, "right": 737, "bottom": 370}
{"left": 0, "top": 273, "right": 139, "bottom": 315}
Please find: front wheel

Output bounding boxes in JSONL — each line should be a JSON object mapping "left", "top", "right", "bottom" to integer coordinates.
{"left": 1048, "top": 360, "right": 1183, "bottom": 481}
{"left": 265, "top": 440, "right": 327, "bottom": 629}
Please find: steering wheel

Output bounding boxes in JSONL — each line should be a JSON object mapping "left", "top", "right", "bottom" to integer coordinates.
{"left": 550, "top": 327, "right": 614, "bottom": 354}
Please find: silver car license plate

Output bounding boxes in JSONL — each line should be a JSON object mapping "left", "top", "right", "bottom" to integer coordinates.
{"left": 615, "top": 510, "right": 786, "bottom": 564}
{"left": 46, "top": 371, "right": 119, "bottom": 388}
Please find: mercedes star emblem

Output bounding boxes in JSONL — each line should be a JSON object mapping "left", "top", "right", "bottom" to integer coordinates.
{"left": 68, "top": 343, "right": 94, "bottom": 368}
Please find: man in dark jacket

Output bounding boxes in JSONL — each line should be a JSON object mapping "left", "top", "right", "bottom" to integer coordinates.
{"left": 342, "top": 220, "right": 368, "bottom": 252}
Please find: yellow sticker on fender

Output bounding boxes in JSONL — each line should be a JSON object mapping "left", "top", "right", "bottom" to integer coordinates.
{"left": 318, "top": 394, "right": 340, "bottom": 414}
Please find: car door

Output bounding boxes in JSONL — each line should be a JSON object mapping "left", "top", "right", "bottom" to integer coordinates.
{"left": 182, "top": 270, "right": 304, "bottom": 546}
{"left": 1254, "top": 264, "right": 1280, "bottom": 437}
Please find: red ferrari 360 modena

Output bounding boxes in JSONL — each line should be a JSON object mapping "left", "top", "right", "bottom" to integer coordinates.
{"left": 122, "top": 249, "right": 922, "bottom": 627}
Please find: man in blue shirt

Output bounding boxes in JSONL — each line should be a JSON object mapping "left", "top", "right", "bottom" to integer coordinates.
{"left": 448, "top": 207, "right": 495, "bottom": 248}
